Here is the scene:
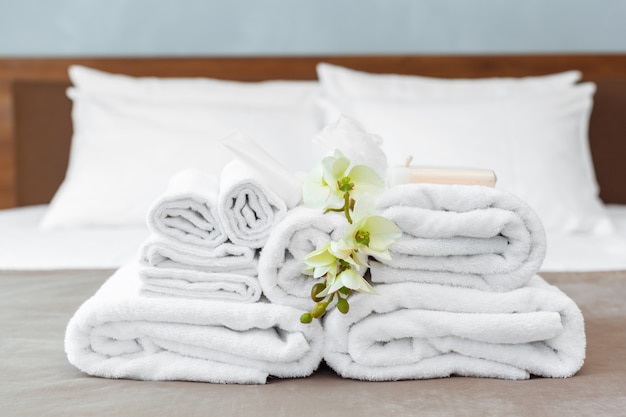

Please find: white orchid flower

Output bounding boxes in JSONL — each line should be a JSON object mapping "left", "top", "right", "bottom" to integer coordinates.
{"left": 344, "top": 196, "right": 402, "bottom": 263}
{"left": 302, "top": 243, "right": 338, "bottom": 279}
{"left": 302, "top": 150, "right": 385, "bottom": 213}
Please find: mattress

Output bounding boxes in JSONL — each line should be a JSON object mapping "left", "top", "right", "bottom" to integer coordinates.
{"left": 1, "top": 268, "right": 624, "bottom": 417}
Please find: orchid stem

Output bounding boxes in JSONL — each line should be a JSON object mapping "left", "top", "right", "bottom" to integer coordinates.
{"left": 343, "top": 193, "right": 352, "bottom": 224}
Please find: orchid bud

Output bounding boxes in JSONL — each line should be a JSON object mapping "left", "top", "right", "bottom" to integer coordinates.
{"left": 311, "top": 283, "right": 326, "bottom": 302}
{"left": 300, "top": 313, "right": 313, "bottom": 324}
{"left": 337, "top": 297, "right": 350, "bottom": 314}
{"left": 311, "top": 302, "right": 328, "bottom": 318}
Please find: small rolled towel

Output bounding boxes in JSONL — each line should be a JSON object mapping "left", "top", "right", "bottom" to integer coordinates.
{"left": 324, "top": 276, "right": 585, "bottom": 381}
{"left": 373, "top": 183, "right": 547, "bottom": 291}
{"left": 147, "top": 169, "right": 227, "bottom": 248}
{"left": 65, "top": 263, "right": 324, "bottom": 384}
{"left": 258, "top": 206, "right": 346, "bottom": 310}
{"left": 218, "top": 159, "right": 288, "bottom": 248}
{"left": 139, "top": 267, "right": 262, "bottom": 303}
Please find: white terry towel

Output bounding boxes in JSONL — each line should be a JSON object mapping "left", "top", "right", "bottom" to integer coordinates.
{"left": 139, "top": 267, "right": 262, "bottom": 303}
{"left": 373, "top": 183, "right": 547, "bottom": 292}
{"left": 65, "top": 263, "right": 324, "bottom": 384}
{"left": 140, "top": 235, "right": 257, "bottom": 274}
{"left": 324, "top": 275, "right": 585, "bottom": 381}
{"left": 218, "top": 159, "right": 288, "bottom": 248}
{"left": 147, "top": 169, "right": 227, "bottom": 248}
{"left": 258, "top": 206, "right": 346, "bottom": 310}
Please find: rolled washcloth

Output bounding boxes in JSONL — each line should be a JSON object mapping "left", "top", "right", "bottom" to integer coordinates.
{"left": 323, "top": 275, "right": 585, "bottom": 381}
{"left": 65, "top": 263, "right": 324, "bottom": 384}
{"left": 139, "top": 236, "right": 261, "bottom": 302}
{"left": 258, "top": 206, "right": 346, "bottom": 310}
{"left": 372, "top": 183, "right": 547, "bottom": 292}
{"left": 218, "top": 159, "right": 288, "bottom": 248}
{"left": 147, "top": 169, "right": 227, "bottom": 248}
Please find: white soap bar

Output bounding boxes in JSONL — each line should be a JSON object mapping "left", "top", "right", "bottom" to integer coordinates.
{"left": 389, "top": 166, "right": 497, "bottom": 187}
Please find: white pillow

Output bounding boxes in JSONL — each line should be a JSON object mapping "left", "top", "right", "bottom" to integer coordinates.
{"left": 317, "top": 63, "right": 612, "bottom": 235}
{"left": 317, "top": 63, "right": 582, "bottom": 102}
{"left": 41, "top": 66, "right": 323, "bottom": 229}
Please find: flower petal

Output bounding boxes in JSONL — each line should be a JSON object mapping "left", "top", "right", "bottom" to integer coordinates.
{"left": 348, "top": 165, "right": 385, "bottom": 196}
{"left": 363, "top": 216, "right": 403, "bottom": 251}
{"left": 351, "top": 194, "right": 377, "bottom": 223}
{"left": 339, "top": 269, "right": 377, "bottom": 294}
{"left": 322, "top": 151, "right": 350, "bottom": 186}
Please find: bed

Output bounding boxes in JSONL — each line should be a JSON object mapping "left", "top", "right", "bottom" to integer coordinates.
{"left": 1, "top": 55, "right": 626, "bottom": 416}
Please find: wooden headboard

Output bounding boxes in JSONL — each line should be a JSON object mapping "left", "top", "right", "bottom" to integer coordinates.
{"left": 2, "top": 55, "right": 626, "bottom": 209}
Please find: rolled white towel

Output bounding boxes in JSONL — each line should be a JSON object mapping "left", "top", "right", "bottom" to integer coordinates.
{"left": 139, "top": 267, "right": 262, "bottom": 303}
{"left": 373, "top": 183, "right": 547, "bottom": 291}
{"left": 65, "top": 263, "right": 324, "bottom": 384}
{"left": 258, "top": 206, "right": 346, "bottom": 310}
{"left": 324, "top": 275, "right": 585, "bottom": 381}
{"left": 218, "top": 159, "right": 288, "bottom": 248}
{"left": 147, "top": 169, "right": 227, "bottom": 248}
{"left": 140, "top": 235, "right": 257, "bottom": 273}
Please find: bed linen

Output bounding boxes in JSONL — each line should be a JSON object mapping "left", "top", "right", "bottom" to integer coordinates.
{"left": 1, "top": 268, "right": 624, "bottom": 417}
{"left": 0, "top": 205, "right": 148, "bottom": 270}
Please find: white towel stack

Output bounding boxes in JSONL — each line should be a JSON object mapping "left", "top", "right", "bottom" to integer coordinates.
{"left": 139, "top": 168, "right": 263, "bottom": 303}
{"left": 65, "top": 264, "right": 324, "bottom": 384}
{"left": 65, "top": 164, "right": 324, "bottom": 384}
{"left": 322, "top": 183, "right": 586, "bottom": 381}
{"left": 372, "top": 183, "right": 548, "bottom": 292}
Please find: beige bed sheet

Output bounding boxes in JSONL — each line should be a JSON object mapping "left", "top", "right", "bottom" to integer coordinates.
{"left": 1, "top": 269, "right": 625, "bottom": 417}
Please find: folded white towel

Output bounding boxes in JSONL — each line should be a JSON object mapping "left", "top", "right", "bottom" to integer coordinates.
{"left": 373, "top": 184, "right": 547, "bottom": 291}
{"left": 218, "top": 159, "right": 288, "bottom": 248}
{"left": 147, "top": 169, "right": 227, "bottom": 248}
{"left": 139, "top": 267, "right": 262, "bottom": 303}
{"left": 324, "top": 275, "right": 585, "bottom": 381}
{"left": 140, "top": 235, "right": 257, "bottom": 273}
{"left": 258, "top": 206, "right": 346, "bottom": 310}
{"left": 65, "top": 263, "right": 324, "bottom": 384}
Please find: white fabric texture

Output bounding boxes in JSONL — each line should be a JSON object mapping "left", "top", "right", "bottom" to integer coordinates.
{"left": 218, "top": 159, "right": 288, "bottom": 248}
{"left": 0, "top": 205, "right": 149, "bottom": 270}
{"left": 311, "top": 116, "right": 388, "bottom": 180}
{"left": 139, "top": 234, "right": 260, "bottom": 301}
{"left": 220, "top": 131, "right": 302, "bottom": 209}
{"left": 140, "top": 235, "right": 257, "bottom": 273}
{"left": 139, "top": 267, "right": 262, "bottom": 303}
{"left": 372, "top": 183, "right": 547, "bottom": 292}
{"left": 323, "top": 276, "right": 585, "bottom": 381}
{"left": 146, "top": 169, "right": 227, "bottom": 248}
{"left": 316, "top": 63, "right": 612, "bottom": 235}
{"left": 65, "top": 263, "right": 324, "bottom": 384}
{"left": 41, "top": 65, "right": 321, "bottom": 229}
{"left": 258, "top": 206, "right": 347, "bottom": 310}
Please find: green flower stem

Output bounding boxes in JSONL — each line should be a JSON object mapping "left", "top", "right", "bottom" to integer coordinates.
{"left": 343, "top": 192, "right": 352, "bottom": 224}
{"left": 322, "top": 193, "right": 353, "bottom": 224}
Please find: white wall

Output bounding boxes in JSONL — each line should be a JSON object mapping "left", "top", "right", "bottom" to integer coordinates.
{"left": 1, "top": 0, "right": 624, "bottom": 56}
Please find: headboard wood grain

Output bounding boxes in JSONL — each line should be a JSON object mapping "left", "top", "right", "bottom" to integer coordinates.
{"left": 2, "top": 54, "right": 626, "bottom": 208}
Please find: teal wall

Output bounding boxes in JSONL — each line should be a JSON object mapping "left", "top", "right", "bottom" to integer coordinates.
{"left": 1, "top": 0, "right": 624, "bottom": 56}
